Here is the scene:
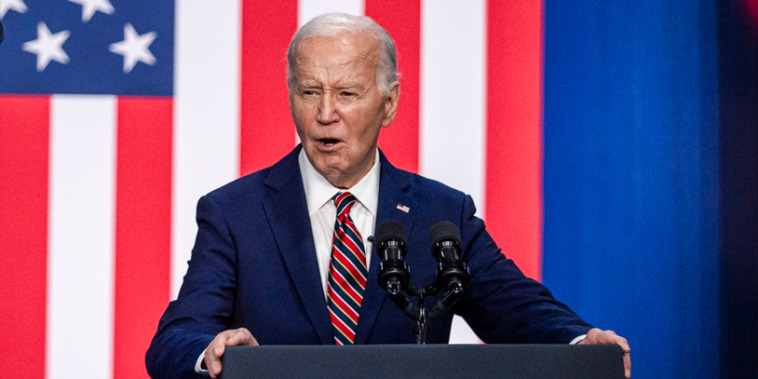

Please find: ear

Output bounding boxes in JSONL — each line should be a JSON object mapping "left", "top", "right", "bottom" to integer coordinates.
{"left": 381, "top": 81, "right": 400, "bottom": 127}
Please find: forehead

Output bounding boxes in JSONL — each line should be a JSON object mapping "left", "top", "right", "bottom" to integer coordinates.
{"left": 293, "top": 32, "right": 379, "bottom": 81}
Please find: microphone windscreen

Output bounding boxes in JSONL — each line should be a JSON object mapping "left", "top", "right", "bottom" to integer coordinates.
{"left": 375, "top": 220, "right": 406, "bottom": 243}
{"left": 430, "top": 221, "right": 461, "bottom": 246}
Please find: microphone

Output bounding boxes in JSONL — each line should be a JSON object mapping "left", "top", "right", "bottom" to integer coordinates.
{"left": 0, "top": 20, "right": 4, "bottom": 46}
{"left": 429, "top": 221, "right": 469, "bottom": 292}
{"left": 375, "top": 220, "right": 410, "bottom": 295}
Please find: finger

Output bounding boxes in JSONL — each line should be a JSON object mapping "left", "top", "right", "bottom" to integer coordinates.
{"left": 601, "top": 332, "right": 630, "bottom": 354}
{"left": 204, "top": 346, "right": 223, "bottom": 378}
{"left": 616, "top": 337, "right": 630, "bottom": 353}
{"left": 213, "top": 337, "right": 227, "bottom": 357}
{"left": 225, "top": 327, "right": 259, "bottom": 346}
{"left": 591, "top": 330, "right": 630, "bottom": 353}
{"left": 585, "top": 328, "right": 605, "bottom": 343}
{"left": 595, "top": 330, "right": 617, "bottom": 344}
{"left": 206, "top": 333, "right": 233, "bottom": 377}
{"left": 206, "top": 328, "right": 260, "bottom": 378}
{"left": 225, "top": 328, "right": 251, "bottom": 346}
{"left": 248, "top": 334, "right": 260, "bottom": 346}
{"left": 623, "top": 352, "right": 631, "bottom": 378}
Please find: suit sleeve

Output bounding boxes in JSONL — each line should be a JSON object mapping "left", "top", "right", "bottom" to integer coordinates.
{"left": 454, "top": 195, "right": 593, "bottom": 344}
{"left": 146, "top": 195, "right": 238, "bottom": 379}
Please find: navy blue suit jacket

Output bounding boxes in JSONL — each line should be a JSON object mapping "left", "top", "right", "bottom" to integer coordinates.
{"left": 146, "top": 147, "right": 591, "bottom": 378}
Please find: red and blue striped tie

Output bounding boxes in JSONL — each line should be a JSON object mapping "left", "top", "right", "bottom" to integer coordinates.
{"left": 327, "top": 192, "right": 368, "bottom": 345}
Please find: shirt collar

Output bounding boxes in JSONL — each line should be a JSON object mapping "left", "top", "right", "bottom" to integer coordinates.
{"left": 298, "top": 147, "right": 381, "bottom": 216}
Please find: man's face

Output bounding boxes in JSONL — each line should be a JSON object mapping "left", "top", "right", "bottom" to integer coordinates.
{"left": 289, "top": 32, "right": 399, "bottom": 189}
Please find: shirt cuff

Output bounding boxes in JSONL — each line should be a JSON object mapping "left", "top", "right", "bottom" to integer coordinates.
{"left": 569, "top": 334, "right": 587, "bottom": 345}
{"left": 195, "top": 350, "right": 210, "bottom": 376}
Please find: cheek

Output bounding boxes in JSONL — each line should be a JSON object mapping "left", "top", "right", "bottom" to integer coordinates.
{"left": 360, "top": 109, "right": 385, "bottom": 137}
{"left": 292, "top": 104, "right": 315, "bottom": 129}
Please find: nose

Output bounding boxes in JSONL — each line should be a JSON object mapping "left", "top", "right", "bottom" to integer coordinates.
{"left": 316, "top": 93, "right": 339, "bottom": 124}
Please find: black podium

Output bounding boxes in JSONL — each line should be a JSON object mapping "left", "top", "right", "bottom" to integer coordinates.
{"left": 219, "top": 344, "right": 624, "bottom": 378}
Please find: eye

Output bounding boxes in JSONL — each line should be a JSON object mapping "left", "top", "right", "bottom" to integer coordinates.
{"left": 341, "top": 91, "right": 357, "bottom": 97}
{"left": 303, "top": 90, "right": 317, "bottom": 96}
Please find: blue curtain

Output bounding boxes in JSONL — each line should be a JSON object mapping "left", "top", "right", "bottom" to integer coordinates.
{"left": 542, "top": 1, "right": 724, "bottom": 377}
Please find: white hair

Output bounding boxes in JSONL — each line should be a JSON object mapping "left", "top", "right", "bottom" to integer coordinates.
{"left": 287, "top": 13, "right": 399, "bottom": 95}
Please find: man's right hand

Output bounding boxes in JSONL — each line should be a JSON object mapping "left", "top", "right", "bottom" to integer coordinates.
{"left": 203, "top": 327, "right": 259, "bottom": 378}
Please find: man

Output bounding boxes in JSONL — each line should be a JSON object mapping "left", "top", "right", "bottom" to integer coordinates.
{"left": 146, "top": 13, "right": 630, "bottom": 379}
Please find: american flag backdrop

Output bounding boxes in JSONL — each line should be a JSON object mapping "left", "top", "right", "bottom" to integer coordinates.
{"left": 0, "top": 1, "right": 542, "bottom": 378}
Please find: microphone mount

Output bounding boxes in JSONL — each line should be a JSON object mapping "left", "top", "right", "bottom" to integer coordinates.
{"left": 373, "top": 221, "right": 470, "bottom": 344}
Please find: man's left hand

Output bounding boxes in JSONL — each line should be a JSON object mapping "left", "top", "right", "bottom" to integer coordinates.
{"left": 578, "top": 328, "right": 631, "bottom": 378}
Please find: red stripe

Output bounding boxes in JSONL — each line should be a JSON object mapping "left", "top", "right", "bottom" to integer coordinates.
{"left": 333, "top": 237, "right": 367, "bottom": 280}
{"left": 366, "top": 0, "right": 421, "bottom": 173}
{"left": 0, "top": 96, "right": 49, "bottom": 379}
{"left": 328, "top": 307, "right": 356, "bottom": 341}
{"left": 337, "top": 227, "right": 366, "bottom": 263}
{"left": 330, "top": 268, "right": 363, "bottom": 304}
{"left": 240, "top": 1, "right": 299, "bottom": 176}
{"left": 336, "top": 192, "right": 351, "bottom": 205}
{"left": 485, "top": 1, "right": 543, "bottom": 280}
{"left": 333, "top": 250, "right": 368, "bottom": 287}
{"left": 327, "top": 285, "right": 359, "bottom": 322}
{"left": 114, "top": 97, "right": 173, "bottom": 378}
{"left": 342, "top": 220, "right": 364, "bottom": 246}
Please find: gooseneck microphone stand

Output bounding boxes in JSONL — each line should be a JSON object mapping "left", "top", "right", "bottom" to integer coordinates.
{"left": 373, "top": 221, "right": 470, "bottom": 344}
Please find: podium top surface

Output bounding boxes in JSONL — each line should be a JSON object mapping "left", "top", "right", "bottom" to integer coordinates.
{"left": 220, "top": 344, "right": 624, "bottom": 379}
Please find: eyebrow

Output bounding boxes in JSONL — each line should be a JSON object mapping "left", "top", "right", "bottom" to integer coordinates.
{"left": 335, "top": 82, "right": 360, "bottom": 89}
{"left": 298, "top": 82, "right": 321, "bottom": 88}
{"left": 297, "top": 83, "right": 363, "bottom": 91}
{"left": 336, "top": 84, "right": 367, "bottom": 94}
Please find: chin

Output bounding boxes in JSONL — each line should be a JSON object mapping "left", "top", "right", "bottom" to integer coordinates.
{"left": 316, "top": 161, "right": 348, "bottom": 177}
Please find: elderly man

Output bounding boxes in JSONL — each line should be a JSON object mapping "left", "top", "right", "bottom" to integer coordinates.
{"left": 146, "top": 13, "right": 630, "bottom": 379}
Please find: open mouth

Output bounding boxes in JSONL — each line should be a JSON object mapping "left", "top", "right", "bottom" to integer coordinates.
{"left": 319, "top": 138, "right": 340, "bottom": 146}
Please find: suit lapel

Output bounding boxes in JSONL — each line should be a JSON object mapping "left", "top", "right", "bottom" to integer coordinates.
{"left": 262, "top": 147, "right": 333, "bottom": 344}
{"left": 263, "top": 148, "right": 418, "bottom": 345}
{"left": 354, "top": 152, "right": 417, "bottom": 344}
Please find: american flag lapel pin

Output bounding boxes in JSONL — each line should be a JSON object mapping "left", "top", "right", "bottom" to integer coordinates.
{"left": 396, "top": 203, "right": 410, "bottom": 213}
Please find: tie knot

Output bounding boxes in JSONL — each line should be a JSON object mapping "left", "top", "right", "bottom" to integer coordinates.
{"left": 333, "top": 192, "right": 357, "bottom": 217}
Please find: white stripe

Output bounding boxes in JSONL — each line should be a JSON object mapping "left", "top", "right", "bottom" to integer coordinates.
{"left": 420, "top": 0, "right": 486, "bottom": 344}
{"left": 332, "top": 265, "right": 366, "bottom": 298}
{"left": 327, "top": 281, "right": 359, "bottom": 315}
{"left": 298, "top": 0, "right": 364, "bottom": 26}
{"left": 333, "top": 247, "right": 368, "bottom": 282}
{"left": 47, "top": 95, "right": 116, "bottom": 379}
{"left": 420, "top": 0, "right": 487, "bottom": 219}
{"left": 327, "top": 306, "right": 357, "bottom": 334}
{"left": 172, "top": 1, "right": 242, "bottom": 298}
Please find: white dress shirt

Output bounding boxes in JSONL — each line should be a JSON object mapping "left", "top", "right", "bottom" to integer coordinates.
{"left": 298, "top": 148, "right": 380, "bottom": 298}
